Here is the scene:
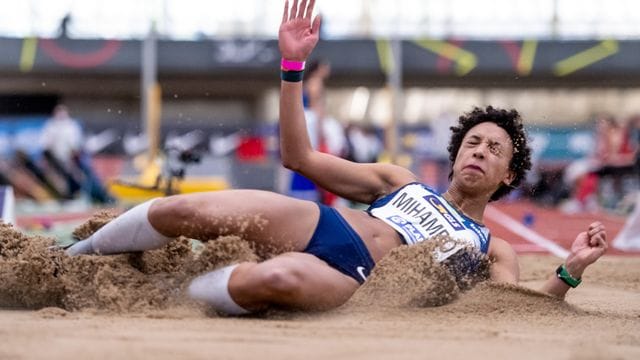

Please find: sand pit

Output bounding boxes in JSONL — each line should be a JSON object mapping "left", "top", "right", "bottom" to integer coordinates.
{"left": 1, "top": 216, "right": 639, "bottom": 359}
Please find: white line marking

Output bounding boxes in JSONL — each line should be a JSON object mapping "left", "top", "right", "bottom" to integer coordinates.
{"left": 485, "top": 205, "right": 570, "bottom": 258}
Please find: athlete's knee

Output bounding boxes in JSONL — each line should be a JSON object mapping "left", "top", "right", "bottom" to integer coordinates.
{"left": 259, "top": 266, "right": 305, "bottom": 297}
{"left": 149, "top": 195, "right": 196, "bottom": 232}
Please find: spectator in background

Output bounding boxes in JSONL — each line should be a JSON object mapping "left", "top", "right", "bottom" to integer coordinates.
{"left": 39, "top": 104, "right": 112, "bottom": 204}
{"left": 613, "top": 115, "right": 640, "bottom": 250}
{"left": 304, "top": 59, "right": 331, "bottom": 131}
{"left": 628, "top": 115, "right": 640, "bottom": 153}
{"left": 595, "top": 115, "right": 631, "bottom": 166}
{"left": 562, "top": 114, "right": 637, "bottom": 213}
{"left": 346, "top": 123, "right": 382, "bottom": 164}
{"left": 58, "top": 13, "right": 72, "bottom": 38}
{"left": 594, "top": 115, "right": 639, "bottom": 210}
{"left": 40, "top": 104, "right": 83, "bottom": 171}
{"left": 39, "top": 104, "right": 84, "bottom": 198}
{"left": 606, "top": 114, "right": 639, "bottom": 170}
{"left": 628, "top": 115, "right": 640, "bottom": 175}
{"left": 429, "top": 112, "right": 457, "bottom": 193}
{"left": 305, "top": 60, "right": 348, "bottom": 158}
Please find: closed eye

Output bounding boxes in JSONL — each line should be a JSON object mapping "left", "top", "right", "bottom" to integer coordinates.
{"left": 466, "top": 135, "right": 481, "bottom": 146}
{"left": 488, "top": 142, "right": 503, "bottom": 156}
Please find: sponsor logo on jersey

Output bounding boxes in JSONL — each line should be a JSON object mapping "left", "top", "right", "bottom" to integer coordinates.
{"left": 356, "top": 266, "right": 368, "bottom": 282}
{"left": 424, "top": 195, "right": 465, "bottom": 231}
{"left": 386, "top": 215, "right": 426, "bottom": 243}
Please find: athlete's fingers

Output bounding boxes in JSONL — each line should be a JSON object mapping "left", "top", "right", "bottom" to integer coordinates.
{"left": 305, "top": 0, "right": 316, "bottom": 20}
{"left": 290, "top": 0, "right": 299, "bottom": 20}
{"left": 588, "top": 221, "right": 603, "bottom": 233}
{"left": 311, "top": 14, "right": 321, "bottom": 34}
{"left": 299, "top": 0, "right": 308, "bottom": 19}
{"left": 594, "top": 232, "right": 607, "bottom": 249}
{"left": 282, "top": 0, "right": 289, "bottom": 24}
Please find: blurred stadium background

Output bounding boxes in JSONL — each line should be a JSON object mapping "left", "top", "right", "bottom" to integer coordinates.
{"left": 0, "top": 0, "right": 637, "bottom": 251}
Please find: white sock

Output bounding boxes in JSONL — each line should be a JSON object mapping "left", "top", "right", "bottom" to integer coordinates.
{"left": 65, "top": 237, "right": 95, "bottom": 256}
{"left": 188, "top": 264, "right": 250, "bottom": 316}
{"left": 66, "top": 199, "right": 173, "bottom": 256}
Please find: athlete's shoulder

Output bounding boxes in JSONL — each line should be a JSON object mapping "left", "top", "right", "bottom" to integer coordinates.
{"left": 410, "top": 182, "right": 440, "bottom": 195}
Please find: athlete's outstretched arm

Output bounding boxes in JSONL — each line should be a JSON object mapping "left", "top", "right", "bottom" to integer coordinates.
{"left": 489, "top": 222, "right": 607, "bottom": 299}
{"left": 278, "top": 0, "right": 415, "bottom": 204}
{"left": 537, "top": 222, "right": 607, "bottom": 298}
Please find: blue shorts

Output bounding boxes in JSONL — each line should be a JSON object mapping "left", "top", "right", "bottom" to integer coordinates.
{"left": 303, "top": 204, "right": 375, "bottom": 284}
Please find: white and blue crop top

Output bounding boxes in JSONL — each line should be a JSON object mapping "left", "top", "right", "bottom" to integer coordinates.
{"left": 366, "top": 182, "right": 491, "bottom": 262}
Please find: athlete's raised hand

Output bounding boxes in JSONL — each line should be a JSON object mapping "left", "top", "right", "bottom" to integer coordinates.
{"left": 565, "top": 221, "right": 608, "bottom": 277}
{"left": 279, "top": 0, "right": 321, "bottom": 61}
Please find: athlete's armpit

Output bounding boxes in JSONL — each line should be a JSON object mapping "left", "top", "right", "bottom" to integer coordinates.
{"left": 488, "top": 237, "right": 519, "bottom": 284}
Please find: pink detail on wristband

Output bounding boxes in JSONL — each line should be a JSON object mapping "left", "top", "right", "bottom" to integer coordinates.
{"left": 281, "top": 58, "right": 305, "bottom": 71}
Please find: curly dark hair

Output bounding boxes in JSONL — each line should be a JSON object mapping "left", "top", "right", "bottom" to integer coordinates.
{"left": 447, "top": 106, "right": 532, "bottom": 201}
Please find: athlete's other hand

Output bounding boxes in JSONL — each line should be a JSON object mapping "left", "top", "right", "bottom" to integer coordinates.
{"left": 565, "top": 221, "right": 608, "bottom": 278}
{"left": 279, "top": 0, "right": 321, "bottom": 61}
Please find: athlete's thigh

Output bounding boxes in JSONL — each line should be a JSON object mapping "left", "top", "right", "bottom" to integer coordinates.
{"left": 233, "top": 252, "right": 360, "bottom": 311}
{"left": 156, "top": 190, "right": 320, "bottom": 251}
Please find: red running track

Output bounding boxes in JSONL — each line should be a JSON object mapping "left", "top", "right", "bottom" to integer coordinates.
{"left": 487, "top": 200, "right": 634, "bottom": 256}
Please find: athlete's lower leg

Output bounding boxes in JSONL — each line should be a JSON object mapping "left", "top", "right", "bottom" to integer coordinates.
{"left": 66, "top": 198, "right": 172, "bottom": 255}
{"left": 188, "top": 264, "right": 252, "bottom": 315}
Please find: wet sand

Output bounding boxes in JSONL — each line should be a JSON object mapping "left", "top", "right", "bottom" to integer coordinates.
{"left": 1, "top": 217, "right": 639, "bottom": 359}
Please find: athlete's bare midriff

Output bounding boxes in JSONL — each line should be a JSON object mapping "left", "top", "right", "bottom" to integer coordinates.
{"left": 335, "top": 206, "right": 404, "bottom": 263}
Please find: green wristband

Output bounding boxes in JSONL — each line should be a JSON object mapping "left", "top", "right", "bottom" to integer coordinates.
{"left": 280, "top": 69, "right": 304, "bottom": 82}
{"left": 556, "top": 264, "right": 582, "bottom": 288}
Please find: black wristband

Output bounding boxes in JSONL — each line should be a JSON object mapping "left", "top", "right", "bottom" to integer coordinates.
{"left": 280, "top": 69, "right": 304, "bottom": 82}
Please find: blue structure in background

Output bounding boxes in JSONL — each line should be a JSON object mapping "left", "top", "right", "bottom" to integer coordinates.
{"left": 0, "top": 116, "right": 47, "bottom": 158}
{"left": 527, "top": 126, "right": 594, "bottom": 164}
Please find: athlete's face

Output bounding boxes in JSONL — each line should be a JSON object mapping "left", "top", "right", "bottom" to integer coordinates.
{"left": 451, "top": 122, "right": 515, "bottom": 196}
